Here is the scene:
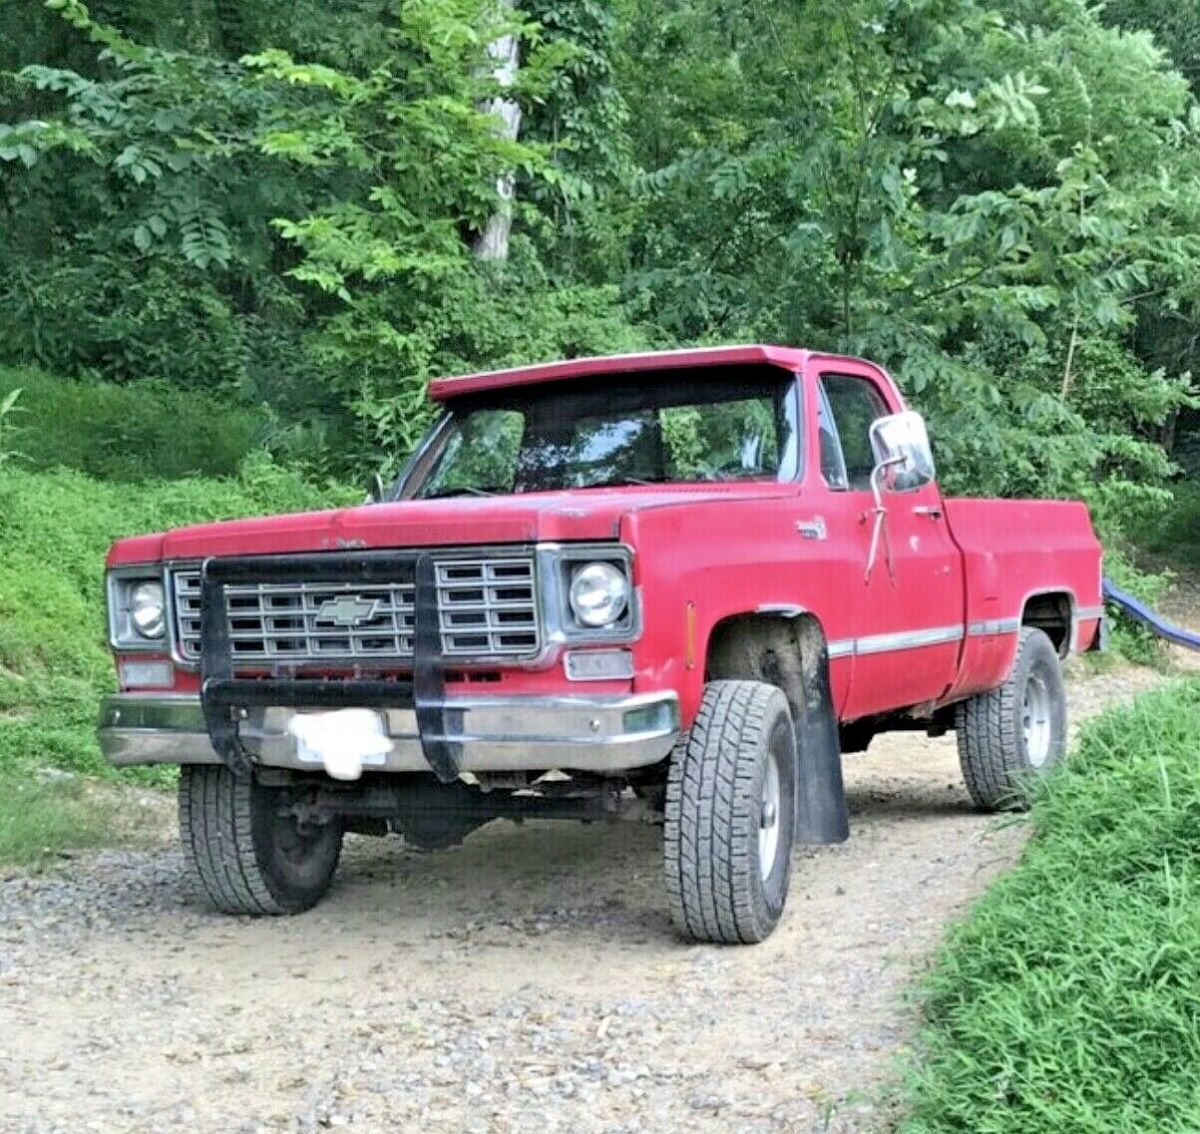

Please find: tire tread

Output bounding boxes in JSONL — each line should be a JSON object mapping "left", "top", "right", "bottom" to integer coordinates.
{"left": 664, "top": 680, "right": 792, "bottom": 944}
{"left": 956, "top": 627, "right": 1065, "bottom": 811}
{"left": 178, "top": 766, "right": 286, "bottom": 915}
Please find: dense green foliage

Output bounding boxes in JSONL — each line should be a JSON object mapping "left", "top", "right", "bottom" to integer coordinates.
{"left": 898, "top": 680, "right": 1200, "bottom": 1132}
{"left": 0, "top": 459, "right": 354, "bottom": 779}
{"left": 1106, "top": 1, "right": 1200, "bottom": 95}
{"left": 0, "top": 0, "right": 1196, "bottom": 528}
{"left": 1144, "top": 481, "right": 1200, "bottom": 563}
{"left": 0, "top": 0, "right": 1193, "bottom": 688}
{"left": 0, "top": 366, "right": 268, "bottom": 479}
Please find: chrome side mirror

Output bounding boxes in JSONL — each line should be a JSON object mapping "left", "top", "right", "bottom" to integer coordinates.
{"left": 863, "top": 411, "right": 935, "bottom": 584}
{"left": 869, "top": 411, "right": 935, "bottom": 493}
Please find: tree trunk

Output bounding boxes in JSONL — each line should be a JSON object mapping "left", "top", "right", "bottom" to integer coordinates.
{"left": 1162, "top": 406, "right": 1179, "bottom": 458}
{"left": 473, "top": 0, "right": 521, "bottom": 263}
{"left": 185, "top": 0, "right": 222, "bottom": 53}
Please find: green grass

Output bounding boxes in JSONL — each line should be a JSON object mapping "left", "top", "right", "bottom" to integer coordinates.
{"left": 0, "top": 364, "right": 269, "bottom": 481}
{"left": 0, "top": 379, "right": 355, "bottom": 861}
{"left": 897, "top": 680, "right": 1200, "bottom": 1133}
{"left": 0, "top": 463, "right": 354, "bottom": 780}
{"left": 0, "top": 770, "right": 135, "bottom": 868}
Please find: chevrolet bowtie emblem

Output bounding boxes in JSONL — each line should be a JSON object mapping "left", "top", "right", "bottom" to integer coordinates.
{"left": 317, "top": 595, "right": 382, "bottom": 627}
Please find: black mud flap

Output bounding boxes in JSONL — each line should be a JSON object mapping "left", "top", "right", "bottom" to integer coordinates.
{"left": 794, "top": 640, "right": 850, "bottom": 845}
{"left": 198, "top": 551, "right": 461, "bottom": 783}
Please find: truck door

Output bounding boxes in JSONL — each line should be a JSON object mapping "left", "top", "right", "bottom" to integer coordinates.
{"left": 813, "top": 368, "right": 965, "bottom": 719}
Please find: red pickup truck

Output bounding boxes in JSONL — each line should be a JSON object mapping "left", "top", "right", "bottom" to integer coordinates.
{"left": 100, "top": 345, "right": 1104, "bottom": 943}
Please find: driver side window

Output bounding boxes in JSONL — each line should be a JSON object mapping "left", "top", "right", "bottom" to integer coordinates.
{"left": 819, "top": 374, "right": 888, "bottom": 492}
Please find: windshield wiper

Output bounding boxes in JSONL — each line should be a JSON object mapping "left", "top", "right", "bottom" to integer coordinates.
{"left": 419, "top": 486, "right": 501, "bottom": 499}
{"left": 422, "top": 476, "right": 668, "bottom": 498}
{"left": 583, "top": 476, "right": 660, "bottom": 489}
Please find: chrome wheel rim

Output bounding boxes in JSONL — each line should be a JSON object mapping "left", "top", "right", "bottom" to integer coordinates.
{"left": 1023, "top": 674, "right": 1053, "bottom": 768}
{"left": 759, "top": 750, "right": 782, "bottom": 881}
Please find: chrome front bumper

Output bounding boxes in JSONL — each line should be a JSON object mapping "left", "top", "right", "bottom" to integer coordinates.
{"left": 98, "top": 692, "right": 680, "bottom": 775}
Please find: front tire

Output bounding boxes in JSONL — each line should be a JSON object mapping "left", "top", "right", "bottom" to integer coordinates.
{"left": 664, "top": 681, "right": 797, "bottom": 944}
{"left": 179, "top": 766, "right": 344, "bottom": 915}
{"left": 956, "top": 627, "right": 1067, "bottom": 811}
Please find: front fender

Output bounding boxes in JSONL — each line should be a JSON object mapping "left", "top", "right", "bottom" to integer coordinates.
{"left": 623, "top": 499, "right": 857, "bottom": 728}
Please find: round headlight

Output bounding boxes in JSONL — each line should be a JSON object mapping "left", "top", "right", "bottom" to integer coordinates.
{"left": 130, "top": 581, "right": 166, "bottom": 639}
{"left": 569, "top": 562, "right": 629, "bottom": 629}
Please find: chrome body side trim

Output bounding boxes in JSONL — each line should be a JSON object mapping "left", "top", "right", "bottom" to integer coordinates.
{"left": 757, "top": 603, "right": 808, "bottom": 618}
{"left": 99, "top": 691, "right": 680, "bottom": 775}
{"left": 967, "top": 617, "right": 1023, "bottom": 637}
{"left": 825, "top": 623, "right": 965, "bottom": 659}
{"left": 852, "top": 623, "right": 965, "bottom": 657}
{"left": 827, "top": 596, "right": 1099, "bottom": 660}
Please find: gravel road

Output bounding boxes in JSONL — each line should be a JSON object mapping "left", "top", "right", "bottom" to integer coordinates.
{"left": 1162, "top": 566, "right": 1200, "bottom": 672}
{"left": 0, "top": 663, "right": 1166, "bottom": 1134}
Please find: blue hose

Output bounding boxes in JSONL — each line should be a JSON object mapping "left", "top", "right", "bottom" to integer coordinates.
{"left": 1102, "top": 577, "right": 1200, "bottom": 652}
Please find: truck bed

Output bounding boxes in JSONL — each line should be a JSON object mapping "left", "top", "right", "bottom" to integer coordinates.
{"left": 942, "top": 497, "right": 1104, "bottom": 701}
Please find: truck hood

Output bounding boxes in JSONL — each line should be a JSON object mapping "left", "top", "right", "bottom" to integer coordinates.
{"left": 108, "top": 483, "right": 798, "bottom": 566}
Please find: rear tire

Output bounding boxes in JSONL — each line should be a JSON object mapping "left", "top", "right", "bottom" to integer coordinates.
{"left": 178, "top": 766, "right": 344, "bottom": 915}
{"left": 664, "top": 681, "right": 797, "bottom": 944}
{"left": 956, "top": 627, "right": 1067, "bottom": 811}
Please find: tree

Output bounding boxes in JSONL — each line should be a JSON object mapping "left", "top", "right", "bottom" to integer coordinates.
{"left": 0, "top": 0, "right": 1196, "bottom": 508}
{"left": 474, "top": 0, "right": 523, "bottom": 262}
{"left": 1104, "top": 0, "right": 1200, "bottom": 92}
{"left": 610, "top": 0, "right": 1198, "bottom": 527}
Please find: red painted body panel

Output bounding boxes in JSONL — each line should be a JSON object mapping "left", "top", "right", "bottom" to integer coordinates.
{"left": 428, "top": 344, "right": 810, "bottom": 401}
{"left": 107, "top": 484, "right": 796, "bottom": 567}
{"left": 942, "top": 497, "right": 1103, "bottom": 699}
{"left": 107, "top": 347, "right": 1104, "bottom": 735}
{"left": 799, "top": 356, "right": 965, "bottom": 719}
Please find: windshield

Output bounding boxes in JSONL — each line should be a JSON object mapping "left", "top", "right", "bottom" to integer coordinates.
{"left": 409, "top": 370, "right": 800, "bottom": 498}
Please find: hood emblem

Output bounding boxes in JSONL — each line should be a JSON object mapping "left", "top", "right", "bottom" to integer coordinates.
{"left": 317, "top": 595, "right": 382, "bottom": 627}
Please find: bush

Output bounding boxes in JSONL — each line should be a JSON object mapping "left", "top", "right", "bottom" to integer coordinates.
{"left": 898, "top": 681, "right": 1200, "bottom": 1134}
{"left": 0, "top": 463, "right": 354, "bottom": 778}
{"left": 0, "top": 365, "right": 268, "bottom": 481}
{"left": 1102, "top": 546, "right": 1175, "bottom": 665}
{"left": 1141, "top": 478, "right": 1200, "bottom": 564}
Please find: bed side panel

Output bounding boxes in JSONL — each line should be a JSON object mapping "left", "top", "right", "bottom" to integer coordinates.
{"left": 941, "top": 498, "right": 1103, "bottom": 702}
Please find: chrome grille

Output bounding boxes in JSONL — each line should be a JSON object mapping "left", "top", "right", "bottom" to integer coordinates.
{"left": 171, "top": 555, "right": 540, "bottom": 665}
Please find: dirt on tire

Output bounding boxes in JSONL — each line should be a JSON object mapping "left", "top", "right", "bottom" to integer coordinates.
{"left": 0, "top": 661, "right": 1167, "bottom": 1134}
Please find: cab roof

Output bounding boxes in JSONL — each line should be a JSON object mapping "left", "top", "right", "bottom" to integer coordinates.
{"left": 428, "top": 344, "right": 814, "bottom": 402}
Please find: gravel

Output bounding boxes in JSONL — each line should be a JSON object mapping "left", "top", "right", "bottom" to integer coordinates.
{"left": 0, "top": 661, "right": 1165, "bottom": 1134}
{"left": 1162, "top": 567, "right": 1200, "bottom": 673}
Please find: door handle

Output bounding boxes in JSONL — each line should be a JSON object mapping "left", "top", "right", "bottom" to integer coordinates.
{"left": 913, "top": 505, "right": 943, "bottom": 519}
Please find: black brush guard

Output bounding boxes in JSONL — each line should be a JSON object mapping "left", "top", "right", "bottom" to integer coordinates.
{"left": 199, "top": 552, "right": 459, "bottom": 781}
